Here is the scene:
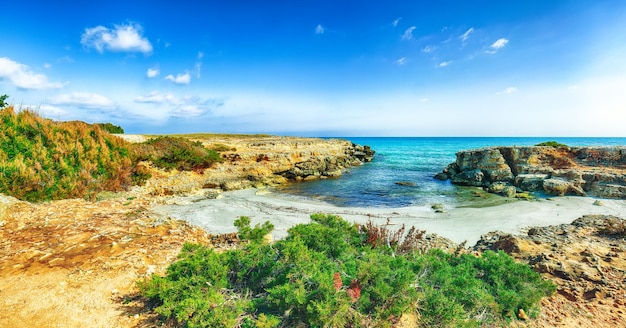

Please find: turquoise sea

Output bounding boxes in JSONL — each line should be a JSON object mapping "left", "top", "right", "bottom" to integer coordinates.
{"left": 275, "top": 137, "right": 626, "bottom": 208}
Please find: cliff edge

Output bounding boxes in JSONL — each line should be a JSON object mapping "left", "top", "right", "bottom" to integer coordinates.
{"left": 435, "top": 146, "right": 626, "bottom": 198}
{"left": 123, "top": 135, "right": 375, "bottom": 198}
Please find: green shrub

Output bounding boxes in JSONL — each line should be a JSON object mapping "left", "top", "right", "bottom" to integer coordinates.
{"left": 413, "top": 249, "right": 556, "bottom": 326}
{"left": 234, "top": 216, "right": 274, "bottom": 243}
{"left": 535, "top": 141, "right": 569, "bottom": 148}
{"left": 95, "top": 122, "right": 125, "bottom": 134}
{"left": 139, "top": 214, "right": 556, "bottom": 327}
{"left": 131, "top": 136, "right": 221, "bottom": 172}
{"left": 0, "top": 94, "right": 8, "bottom": 108}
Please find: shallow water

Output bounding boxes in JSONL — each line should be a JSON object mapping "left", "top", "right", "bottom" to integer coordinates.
{"left": 274, "top": 137, "right": 626, "bottom": 208}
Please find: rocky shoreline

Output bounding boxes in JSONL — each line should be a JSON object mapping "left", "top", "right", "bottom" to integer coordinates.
{"left": 435, "top": 146, "right": 626, "bottom": 199}
{"left": 2, "top": 137, "right": 625, "bottom": 327}
{"left": 131, "top": 135, "right": 374, "bottom": 197}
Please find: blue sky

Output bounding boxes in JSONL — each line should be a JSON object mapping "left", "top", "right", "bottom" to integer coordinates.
{"left": 1, "top": 1, "right": 625, "bottom": 136}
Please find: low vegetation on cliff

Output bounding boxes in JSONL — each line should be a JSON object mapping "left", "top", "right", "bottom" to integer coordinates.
{"left": 139, "top": 214, "right": 556, "bottom": 327}
{"left": 95, "top": 122, "right": 125, "bottom": 134}
{"left": 0, "top": 106, "right": 137, "bottom": 201}
{"left": 0, "top": 105, "right": 221, "bottom": 201}
{"left": 131, "top": 136, "right": 221, "bottom": 172}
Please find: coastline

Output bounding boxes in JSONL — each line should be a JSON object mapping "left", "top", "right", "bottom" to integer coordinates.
{"left": 153, "top": 187, "right": 626, "bottom": 245}
{"left": 2, "top": 132, "right": 625, "bottom": 327}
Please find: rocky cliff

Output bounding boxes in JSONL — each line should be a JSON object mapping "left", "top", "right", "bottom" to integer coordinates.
{"left": 128, "top": 135, "right": 374, "bottom": 197}
{"left": 435, "top": 146, "right": 626, "bottom": 198}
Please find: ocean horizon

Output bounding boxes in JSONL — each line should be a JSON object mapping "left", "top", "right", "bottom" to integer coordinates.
{"left": 274, "top": 137, "right": 626, "bottom": 208}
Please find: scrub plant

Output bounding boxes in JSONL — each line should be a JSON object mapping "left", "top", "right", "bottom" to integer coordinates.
{"left": 0, "top": 94, "right": 8, "bottom": 108}
{"left": 139, "top": 214, "right": 556, "bottom": 327}
{"left": 95, "top": 122, "right": 124, "bottom": 134}
{"left": 535, "top": 141, "right": 569, "bottom": 148}
{"left": 0, "top": 102, "right": 223, "bottom": 201}
{"left": 131, "top": 136, "right": 221, "bottom": 172}
{"left": 0, "top": 106, "right": 136, "bottom": 201}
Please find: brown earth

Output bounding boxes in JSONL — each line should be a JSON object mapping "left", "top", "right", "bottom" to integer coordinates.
{"left": 0, "top": 194, "right": 217, "bottom": 327}
{"left": 1, "top": 135, "right": 624, "bottom": 327}
{"left": 477, "top": 215, "right": 626, "bottom": 327}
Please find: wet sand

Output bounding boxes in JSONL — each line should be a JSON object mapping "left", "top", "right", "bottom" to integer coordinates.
{"left": 153, "top": 188, "right": 626, "bottom": 245}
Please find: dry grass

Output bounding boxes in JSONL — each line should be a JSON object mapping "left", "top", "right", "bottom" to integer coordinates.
{"left": 0, "top": 106, "right": 136, "bottom": 201}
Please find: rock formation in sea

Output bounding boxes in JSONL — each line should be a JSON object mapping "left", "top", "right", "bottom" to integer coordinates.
{"left": 435, "top": 146, "right": 626, "bottom": 198}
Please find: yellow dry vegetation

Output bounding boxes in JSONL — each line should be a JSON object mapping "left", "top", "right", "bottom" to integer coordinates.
{"left": 0, "top": 106, "right": 135, "bottom": 201}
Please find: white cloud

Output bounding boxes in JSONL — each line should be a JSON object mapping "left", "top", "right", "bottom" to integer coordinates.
{"left": 81, "top": 23, "right": 153, "bottom": 54}
{"left": 421, "top": 45, "right": 437, "bottom": 53}
{"left": 460, "top": 27, "right": 474, "bottom": 42}
{"left": 315, "top": 24, "right": 325, "bottom": 34}
{"left": 491, "top": 38, "right": 509, "bottom": 49}
{"left": 133, "top": 91, "right": 218, "bottom": 118}
{"left": 392, "top": 17, "right": 402, "bottom": 27}
{"left": 0, "top": 57, "right": 64, "bottom": 90}
{"left": 497, "top": 87, "right": 518, "bottom": 95}
{"left": 396, "top": 57, "right": 407, "bottom": 65}
{"left": 48, "top": 92, "right": 115, "bottom": 108}
{"left": 37, "top": 104, "right": 69, "bottom": 117}
{"left": 134, "top": 91, "right": 176, "bottom": 104}
{"left": 402, "top": 26, "right": 416, "bottom": 40}
{"left": 195, "top": 51, "right": 204, "bottom": 78}
{"left": 44, "top": 63, "right": 52, "bottom": 69}
{"left": 171, "top": 105, "right": 205, "bottom": 117}
{"left": 194, "top": 63, "right": 202, "bottom": 78}
{"left": 165, "top": 73, "right": 191, "bottom": 85}
{"left": 438, "top": 61, "right": 452, "bottom": 67}
{"left": 146, "top": 67, "right": 159, "bottom": 78}
{"left": 420, "top": 98, "right": 429, "bottom": 103}
{"left": 486, "top": 38, "right": 509, "bottom": 53}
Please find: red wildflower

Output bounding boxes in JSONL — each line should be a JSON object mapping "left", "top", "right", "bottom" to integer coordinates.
{"left": 333, "top": 272, "right": 342, "bottom": 291}
{"left": 346, "top": 279, "right": 361, "bottom": 302}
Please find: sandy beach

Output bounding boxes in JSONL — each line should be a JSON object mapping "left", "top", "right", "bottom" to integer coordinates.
{"left": 153, "top": 188, "right": 626, "bottom": 245}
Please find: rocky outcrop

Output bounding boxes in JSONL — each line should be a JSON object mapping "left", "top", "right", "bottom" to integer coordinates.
{"left": 436, "top": 146, "right": 626, "bottom": 198}
{"left": 142, "top": 136, "right": 374, "bottom": 197}
{"left": 474, "top": 215, "right": 626, "bottom": 327}
{"left": 280, "top": 144, "right": 374, "bottom": 181}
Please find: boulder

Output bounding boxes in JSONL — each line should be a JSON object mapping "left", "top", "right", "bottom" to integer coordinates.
{"left": 543, "top": 178, "right": 586, "bottom": 196}
{"left": 488, "top": 182, "right": 517, "bottom": 197}
{"left": 589, "top": 183, "right": 626, "bottom": 199}
{"left": 451, "top": 169, "right": 485, "bottom": 186}
{"left": 514, "top": 174, "right": 549, "bottom": 191}
{"left": 455, "top": 148, "right": 514, "bottom": 183}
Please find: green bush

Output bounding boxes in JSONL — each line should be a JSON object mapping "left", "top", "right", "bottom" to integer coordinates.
{"left": 131, "top": 136, "right": 221, "bottom": 172}
{"left": 535, "top": 141, "right": 569, "bottom": 148}
{"left": 139, "top": 214, "right": 555, "bottom": 327}
{"left": 0, "top": 94, "right": 8, "bottom": 108}
{"left": 95, "top": 122, "right": 125, "bottom": 134}
{"left": 234, "top": 216, "right": 274, "bottom": 243}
